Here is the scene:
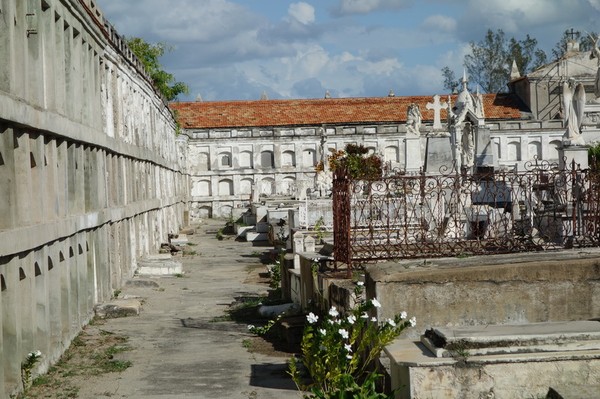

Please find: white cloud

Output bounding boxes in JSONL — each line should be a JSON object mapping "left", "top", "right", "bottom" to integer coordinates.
{"left": 335, "top": 0, "right": 412, "bottom": 15}
{"left": 96, "top": 0, "right": 600, "bottom": 102}
{"left": 422, "top": 15, "right": 457, "bottom": 33}
{"left": 338, "top": 0, "right": 380, "bottom": 14}
{"left": 462, "top": 0, "right": 584, "bottom": 34}
{"left": 288, "top": 2, "right": 315, "bottom": 25}
{"left": 589, "top": 0, "right": 600, "bottom": 11}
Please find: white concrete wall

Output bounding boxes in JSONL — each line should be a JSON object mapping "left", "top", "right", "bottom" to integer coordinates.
{"left": 0, "top": 0, "right": 188, "bottom": 396}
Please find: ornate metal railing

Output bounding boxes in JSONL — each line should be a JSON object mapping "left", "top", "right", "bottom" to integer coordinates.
{"left": 333, "top": 160, "right": 600, "bottom": 271}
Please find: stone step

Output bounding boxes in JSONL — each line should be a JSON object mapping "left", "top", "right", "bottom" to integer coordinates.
{"left": 136, "top": 255, "right": 183, "bottom": 276}
{"left": 169, "top": 234, "right": 189, "bottom": 246}
{"left": 94, "top": 298, "right": 142, "bottom": 319}
{"left": 246, "top": 231, "right": 268, "bottom": 242}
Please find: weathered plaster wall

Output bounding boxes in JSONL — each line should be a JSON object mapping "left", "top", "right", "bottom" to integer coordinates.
{"left": 185, "top": 125, "right": 407, "bottom": 219}
{"left": 0, "top": 0, "right": 188, "bottom": 396}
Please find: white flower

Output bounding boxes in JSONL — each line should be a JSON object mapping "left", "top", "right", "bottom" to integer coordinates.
{"left": 386, "top": 318, "right": 396, "bottom": 327}
{"left": 360, "top": 312, "right": 369, "bottom": 319}
{"left": 371, "top": 298, "right": 381, "bottom": 308}
{"left": 371, "top": 317, "right": 377, "bottom": 322}
{"left": 328, "top": 319, "right": 334, "bottom": 325}
{"left": 306, "top": 312, "right": 319, "bottom": 324}
{"left": 356, "top": 281, "right": 364, "bottom": 286}
{"left": 247, "top": 324, "right": 255, "bottom": 330}
{"left": 319, "top": 328, "right": 326, "bottom": 335}
{"left": 336, "top": 319, "right": 342, "bottom": 325}
{"left": 409, "top": 316, "right": 417, "bottom": 327}
{"left": 347, "top": 315, "right": 356, "bottom": 325}
{"left": 344, "top": 343, "right": 352, "bottom": 352}
{"left": 339, "top": 329, "right": 349, "bottom": 339}
{"left": 400, "top": 311, "right": 407, "bottom": 320}
{"left": 329, "top": 307, "right": 339, "bottom": 317}
{"left": 346, "top": 354, "right": 353, "bottom": 359}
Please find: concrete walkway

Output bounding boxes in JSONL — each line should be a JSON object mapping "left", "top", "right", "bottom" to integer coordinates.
{"left": 77, "top": 220, "right": 301, "bottom": 399}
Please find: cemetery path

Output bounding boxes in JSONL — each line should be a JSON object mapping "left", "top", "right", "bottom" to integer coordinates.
{"left": 32, "top": 219, "right": 301, "bottom": 399}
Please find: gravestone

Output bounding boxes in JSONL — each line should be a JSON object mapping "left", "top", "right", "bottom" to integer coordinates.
{"left": 475, "top": 125, "right": 496, "bottom": 168}
{"left": 425, "top": 136, "right": 453, "bottom": 173}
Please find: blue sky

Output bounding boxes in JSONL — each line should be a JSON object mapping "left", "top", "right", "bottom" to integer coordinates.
{"left": 95, "top": 0, "right": 600, "bottom": 101}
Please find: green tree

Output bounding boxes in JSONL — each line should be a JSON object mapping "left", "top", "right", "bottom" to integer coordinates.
{"left": 442, "top": 29, "right": 547, "bottom": 94}
{"left": 127, "top": 37, "right": 189, "bottom": 101}
{"left": 508, "top": 34, "right": 547, "bottom": 78}
{"left": 441, "top": 66, "right": 459, "bottom": 93}
{"left": 463, "top": 29, "right": 547, "bottom": 93}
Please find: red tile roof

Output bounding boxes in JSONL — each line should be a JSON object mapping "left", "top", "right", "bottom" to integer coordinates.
{"left": 170, "top": 93, "right": 527, "bottom": 129}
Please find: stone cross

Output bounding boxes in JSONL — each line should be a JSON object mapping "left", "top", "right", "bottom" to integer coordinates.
{"left": 426, "top": 94, "right": 448, "bottom": 130}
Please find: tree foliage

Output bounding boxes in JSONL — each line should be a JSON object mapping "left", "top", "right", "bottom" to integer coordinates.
{"left": 463, "top": 29, "right": 547, "bottom": 93}
{"left": 127, "top": 37, "right": 189, "bottom": 101}
{"left": 441, "top": 66, "right": 459, "bottom": 93}
{"left": 442, "top": 29, "right": 547, "bottom": 94}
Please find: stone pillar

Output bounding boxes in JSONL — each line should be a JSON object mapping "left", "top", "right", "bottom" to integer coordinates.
{"left": 0, "top": 0, "right": 14, "bottom": 93}
{"left": 559, "top": 145, "right": 589, "bottom": 170}
{"left": 76, "top": 233, "right": 89, "bottom": 324}
{"left": 53, "top": 12, "right": 66, "bottom": 115}
{"left": 14, "top": 130, "right": 33, "bottom": 226}
{"left": 26, "top": 0, "right": 44, "bottom": 108}
{"left": 46, "top": 245, "right": 63, "bottom": 356}
{"left": 59, "top": 239, "right": 72, "bottom": 342}
{"left": 29, "top": 134, "right": 45, "bottom": 222}
{"left": 19, "top": 252, "right": 35, "bottom": 373}
{"left": 404, "top": 136, "right": 422, "bottom": 173}
{"left": 33, "top": 248, "right": 50, "bottom": 366}
{"left": 0, "top": 125, "right": 16, "bottom": 229}
{"left": 56, "top": 139, "right": 68, "bottom": 218}
{"left": 2, "top": 256, "right": 21, "bottom": 393}
{"left": 68, "top": 236, "right": 80, "bottom": 340}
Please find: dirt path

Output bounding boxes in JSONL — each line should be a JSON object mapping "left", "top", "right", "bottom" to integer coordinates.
{"left": 24, "top": 220, "right": 300, "bottom": 399}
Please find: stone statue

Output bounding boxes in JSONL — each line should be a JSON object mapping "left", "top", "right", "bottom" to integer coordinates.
{"left": 315, "top": 169, "right": 333, "bottom": 197}
{"left": 562, "top": 79, "right": 586, "bottom": 146}
{"left": 406, "top": 103, "right": 422, "bottom": 136}
{"left": 589, "top": 33, "right": 600, "bottom": 102}
{"left": 461, "top": 122, "right": 475, "bottom": 168}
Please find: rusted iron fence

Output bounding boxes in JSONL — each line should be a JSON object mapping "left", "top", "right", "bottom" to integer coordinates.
{"left": 333, "top": 160, "right": 600, "bottom": 270}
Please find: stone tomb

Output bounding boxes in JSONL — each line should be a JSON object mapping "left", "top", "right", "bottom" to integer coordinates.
{"left": 385, "top": 321, "right": 600, "bottom": 399}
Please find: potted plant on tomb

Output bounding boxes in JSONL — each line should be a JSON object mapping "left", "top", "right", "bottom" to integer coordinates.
{"left": 325, "top": 144, "right": 383, "bottom": 181}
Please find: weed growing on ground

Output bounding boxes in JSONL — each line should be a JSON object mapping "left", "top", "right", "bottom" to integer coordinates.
{"left": 242, "top": 339, "right": 252, "bottom": 349}
{"left": 20, "top": 328, "right": 133, "bottom": 399}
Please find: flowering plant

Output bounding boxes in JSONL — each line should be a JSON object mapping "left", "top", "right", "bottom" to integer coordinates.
{"left": 289, "top": 289, "right": 415, "bottom": 398}
{"left": 21, "top": 350, "right": 42, "bottom": 388}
